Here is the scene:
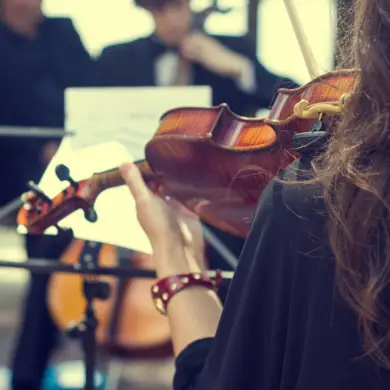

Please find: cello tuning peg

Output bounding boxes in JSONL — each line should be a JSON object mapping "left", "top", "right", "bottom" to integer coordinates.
{"left": 55, "top": 164, "right": 78, "bottom": 189}
{"left": 84, "top": 207, "right": 98, "bottom": 223}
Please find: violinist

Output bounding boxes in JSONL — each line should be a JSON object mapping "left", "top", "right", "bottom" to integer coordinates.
{"left": 117, "top": 0, "right": 390, "bottom": 388}
{"left": 93, "top": 0, "right": 299, "bottom": 295}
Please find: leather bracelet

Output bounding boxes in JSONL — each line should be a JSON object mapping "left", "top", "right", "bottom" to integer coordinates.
{"left": 151, "top": 270, "right": 222, "bottom": 315}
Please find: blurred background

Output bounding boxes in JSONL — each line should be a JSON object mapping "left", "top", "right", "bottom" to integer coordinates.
{"left": 42, "top": 0, "right": 335, "bottom": 85}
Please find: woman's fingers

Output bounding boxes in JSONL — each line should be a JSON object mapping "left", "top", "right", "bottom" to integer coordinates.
{"left": 119, "top": 162, "right": 152, "bottom": 204}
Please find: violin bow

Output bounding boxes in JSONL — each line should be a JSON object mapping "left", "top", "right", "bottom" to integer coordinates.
{"left": 283, "top": 0, "right": 323, "bottom": 79}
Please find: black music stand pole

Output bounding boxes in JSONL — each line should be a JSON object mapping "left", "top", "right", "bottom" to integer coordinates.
{"left": 66, "top": 240, "right": 110, "bottom": 390}
{"left": 82, "top": 283, "right": 98, "bottom": 390}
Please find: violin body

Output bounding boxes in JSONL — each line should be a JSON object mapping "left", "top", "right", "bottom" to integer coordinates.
{"left": 47, "top": 238, "right": 172, "bottom": 353}
{"left": 144, "top": 70, "right": 357, "bottom": 236}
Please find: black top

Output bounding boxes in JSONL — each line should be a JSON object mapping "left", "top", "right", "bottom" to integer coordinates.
{"left": 173, "top": 157, "right": 390, "bottom": 390}
{"left": 0, "top": 16, "right": 92, "bottom": 130}
{"left": 92, "top": 34, "right": 299, "bottom": 117}
{"left": 0, "top": 17, "right": 93, "bottom": 204}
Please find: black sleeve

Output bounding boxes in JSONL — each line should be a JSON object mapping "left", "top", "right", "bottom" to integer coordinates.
{"left": 91, "top": 47, "right": 116, "bottom": 86}
{"left": 91, "top": 46, "right": 131, "bottom": 86}
{"left": 59, "top": 18, "right": 95, "bottom": 87}
{"left": 170, "top": 170, "right": 293, "bottom": 389}
{"left": 170, "top": 158, "right": 317, "bottom": 390}
{"left": 173, "top": 338, "right": 214, "bottom": 390}
{"left": 224, "top": 36, "right": 300, "bottom": 107}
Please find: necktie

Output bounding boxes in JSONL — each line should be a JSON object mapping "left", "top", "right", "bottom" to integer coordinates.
{"left": 149, "top": 35, "right": 191, "bottom": 86}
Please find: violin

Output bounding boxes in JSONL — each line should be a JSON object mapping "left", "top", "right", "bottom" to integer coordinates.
{"left": 17, "top": 0, "right": 359, "bottom": 237}
{"left": 17, "top": 69, "right": 356, "bottom": 238}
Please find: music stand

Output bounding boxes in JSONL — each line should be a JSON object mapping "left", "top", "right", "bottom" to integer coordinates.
{"left": 65, "top": 241, "right": 110, "bottom": 390}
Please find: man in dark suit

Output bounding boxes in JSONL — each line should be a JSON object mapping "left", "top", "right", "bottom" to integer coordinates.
{"left": 0, "top": 0, "right": 93, "bottom": 206}
{"left": 95, "top": 0, "right": 298, "bottom": 117}
{"left": 0, "top": 1, "right": 94, "bottom": 389}
{"left": 93, "top": 0, "right": 299, "bottom": 280}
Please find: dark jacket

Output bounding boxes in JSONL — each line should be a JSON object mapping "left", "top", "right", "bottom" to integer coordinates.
{"left": 93, "top": 34, "right": 299, "bottom": 117}
{"left": 0, "top": 17, "right": 94, "bottom": 204}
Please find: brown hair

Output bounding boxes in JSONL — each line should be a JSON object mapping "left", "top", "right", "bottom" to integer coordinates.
{"left": 314, "top": 0, "right": 390, "bottom": 368}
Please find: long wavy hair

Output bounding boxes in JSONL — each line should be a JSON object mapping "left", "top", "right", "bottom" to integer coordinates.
{"left": 315, "top": 0, "right": 390, "bottom": 368}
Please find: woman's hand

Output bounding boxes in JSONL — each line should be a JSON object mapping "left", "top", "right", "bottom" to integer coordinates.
{"left": 121, "top": 163, "right": 222, "bottom": 356}
{"left": 119, "top": 162, "right": 205, "bottom": 276}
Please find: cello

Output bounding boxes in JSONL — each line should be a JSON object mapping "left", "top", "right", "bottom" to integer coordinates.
{"left": 42, "top": 0, "right": 231, "bottom": 357}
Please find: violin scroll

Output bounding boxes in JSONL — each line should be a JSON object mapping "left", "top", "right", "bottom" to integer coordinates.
{"left": 17, "top": 161, "right": 161, "bottom": 235}
{"left": 17, "top": 168, "right": 102, "bottom": 234}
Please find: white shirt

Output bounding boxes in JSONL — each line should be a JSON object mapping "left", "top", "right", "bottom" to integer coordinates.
{"left": 155, "top": 51, "right": 257, "bottom": 93}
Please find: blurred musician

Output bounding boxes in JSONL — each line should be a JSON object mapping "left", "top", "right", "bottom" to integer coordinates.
{"left": 93, "top": 0, "right": 299, "bottom": 287}
{"left": 95, "top": 0, "right": 298, "bottom": 117}
{"left": 0, "top": 1, "right": 93, "bottom": 389}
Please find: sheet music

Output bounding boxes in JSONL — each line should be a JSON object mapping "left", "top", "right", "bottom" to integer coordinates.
{"left": 67, "top": 86, "right": 210, "bottom": 161}
{"left": 38, "top": 86, "right": 211, "bottom": 252}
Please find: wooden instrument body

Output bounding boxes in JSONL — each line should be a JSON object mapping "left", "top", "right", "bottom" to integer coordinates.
{"left": 47, "top": 239, "right": 171, "bottom": 351}
{"left": 17, "top": 70, "right": 358, "bottom": 238}
{"left": 145, "top": 70, "right": 357, "bottom": 236}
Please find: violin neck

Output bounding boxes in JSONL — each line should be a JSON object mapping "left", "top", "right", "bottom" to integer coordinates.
{"left": 91, "top": 167, "right": 124, "bottom": 192}
{"left": 90, "top": 160, "right": 157, "bottom": 194}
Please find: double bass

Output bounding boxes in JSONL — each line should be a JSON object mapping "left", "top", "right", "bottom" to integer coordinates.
{"left": 17, "top": 0, "right": 358, "bottom": 353}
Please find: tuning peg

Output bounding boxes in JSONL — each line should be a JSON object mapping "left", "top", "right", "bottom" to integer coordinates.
{"left": 27, "top": 181, "right": 52, "bottom": 204}
{"left": 55, "top": 164, "right": 78, "bottom": 189}
{"left": 84, "top": 207, "right": 98, "bottom": 223}
{"left": 20, "top": 191, "right": 35, "bottom": 203}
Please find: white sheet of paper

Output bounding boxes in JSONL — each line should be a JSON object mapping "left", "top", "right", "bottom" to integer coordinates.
{"left": 38, "top": 86, "right": 211, "bottom": 253}
{"left": 67, "top": 86, "right": 211, "bottom": 161}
